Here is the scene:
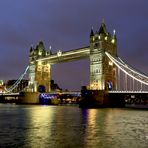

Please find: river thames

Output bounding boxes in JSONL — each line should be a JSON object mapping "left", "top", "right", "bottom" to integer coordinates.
{"left": 0, "top": 104, "right": 148, "bottom": 148}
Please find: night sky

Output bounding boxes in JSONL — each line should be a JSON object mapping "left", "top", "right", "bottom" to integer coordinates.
{"left": 0, "top": 0, "right": 148, "bottom": 90}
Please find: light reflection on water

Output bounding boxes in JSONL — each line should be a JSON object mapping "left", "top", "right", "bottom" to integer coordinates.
{"left": 0, "top": 104, "right": 148, "bottom": 148}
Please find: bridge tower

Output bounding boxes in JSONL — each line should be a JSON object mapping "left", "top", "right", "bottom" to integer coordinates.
{"left": 28, "top": 41, "right": 51, "bottom": 92}
{"left": 89, "top": 22, "right": 117, "bottom": 90}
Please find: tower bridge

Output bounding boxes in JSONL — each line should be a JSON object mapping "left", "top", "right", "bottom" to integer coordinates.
{"left": 28, "top": 21, "right": 117, "bottom": 93}
{"left": 3, "top": 21, "right": 148, "bottom": 107}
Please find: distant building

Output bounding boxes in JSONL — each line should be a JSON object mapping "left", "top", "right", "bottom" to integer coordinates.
{"left": 6, "top": 79, "right": 61, "bottom": 93}
{"left": 51, "top": 80, "right": 62, "bottom": 91}
{"left": 6, "top": 79, "right": 29, "bottom": 93}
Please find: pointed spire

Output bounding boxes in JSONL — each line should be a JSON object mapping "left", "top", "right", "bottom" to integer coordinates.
{"left": 113, "top": 29, "right": 116, "bottom": 35}
{"left": 111, "top": 29, "right": 117, "bottom": 44}
{"left": 102, "top": 18, "right": 105, "bottom": 24}
{"left": 49, "top": 45, "right": 52, "bottom": 54}
{"left": 98, "top": 19, "right": 108, "bottom": 35}
{"left": 30, "top": 46, "right": 33, "bottom": 52}
{"left": 113, "top": 29, "right": 117, "bottom": 40}
{"left": 49, "top": 45, "right": 51, "bottom": 50}
{"left": 38, "top": 40, "right": 45, "bottom": 51}
{"left": 35, "top": 44, "right": 39, "bottom": 50}
{"left": 90, "top": 26, "right": 94, "bottom": 36}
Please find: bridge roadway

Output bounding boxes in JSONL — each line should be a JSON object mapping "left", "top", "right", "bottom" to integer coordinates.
{"left": 1, "top": 90, "right": 148, "bottom": 97}
{"left": 0, "top": 92, "right": 23, "bottom": 104}
{"left": 108, "top": 90, "right": 148, "bottom": 107}
{"left": 109, "top": 91, "right": 148, "bottom": 94}
{"left": 0, "top": 93, "right": 20, "bottom": 96}
{"left": 36, "top": 46, "right": 90, "bottom": 64}
{"left": 1, "top": 91, "right": 148, "bottom": 107}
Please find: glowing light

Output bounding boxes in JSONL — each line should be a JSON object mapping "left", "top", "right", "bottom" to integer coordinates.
{"left": 109, "top": 61, "right": 113, "bottom": 66}
{"left": 90, "top": 84, "right": 94, "bottom": 88}
{"left": 113, "top": 29, "right": 116, "bottom": 35}
{"left": 98, "top": 35, "right": 101, "bottom": 39}
{"left": 105, "top": 36, "right": 107, "bottom": 40}
{"left": 93, "top": 37, "right": 95, "bottom": 41}
{"left": 38, "top": 51, "right": 42, "bottom": 55}
{"left": 111, "top": 39, "right": 115, "bottom": 44}
{"left": 90, "top": 82, "right": 100, "bottom": 90}
{"left": 38, "top": 61, "right": 42, "bottom": 65}
{"left": 40, "top": 93, "right": 58, "bottom": 99}
{"left": 57, "top": 50, "right": 62, "bottom": 57}
{"left": 47, "top": 63, "right": 51, "bottom": 67}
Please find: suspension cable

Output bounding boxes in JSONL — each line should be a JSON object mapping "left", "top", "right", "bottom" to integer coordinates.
{"left": 118, "top": 57, "right": 148, "bottom": 79}
{"left": 105, "top": 52, "right": 148, "bottom": 86}
{"left": 5, "top": 66, "right": 29, "bottom": 93}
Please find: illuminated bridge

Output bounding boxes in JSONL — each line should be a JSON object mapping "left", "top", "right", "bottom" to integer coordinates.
{"left": 2, "top": 21, "right": 148, "bottom": 107}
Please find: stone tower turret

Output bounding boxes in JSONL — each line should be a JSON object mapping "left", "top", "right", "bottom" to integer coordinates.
{"left": 89, "top": 22, "right": 117, "bottom": 90}
{"left": 28, "top": 41, "right": 51, "bottom": 92}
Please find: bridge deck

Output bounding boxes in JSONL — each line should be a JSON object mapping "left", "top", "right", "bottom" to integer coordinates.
{"left": 109, "top": 91, "right": 148, "bottom": 94}
{"left": 0, "top": 93, "right": 20, "bottom": 96}
{"left": 37, "top": 47, "right": 90, "bottom": 64}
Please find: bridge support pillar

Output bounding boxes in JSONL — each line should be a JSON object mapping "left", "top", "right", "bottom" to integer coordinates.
{"left": 80, "top": 22, "right": 118, "bottom": 108}
{"left": 80, "top": 90, "right": 109, "bottom": 108}
{"left": 80, "top": 89, "right": 126, "bottom": 108}
{"left": 89, "top": 22, "right": 117, "bottom": 91}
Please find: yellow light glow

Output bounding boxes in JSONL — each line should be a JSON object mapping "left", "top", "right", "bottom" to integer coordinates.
{"left": 57, "top": 50, "right": 62, "bottom": 57}
{"left": 90, "top": 82, "right": 100, "bottom": 90}
{"left": 38, "top": 61, "right": 42, "bottom": 65}
{"left": 105, "top": 36, "right": 107, "bottom": 40}
{"left": 109, "top": 61, "right": 113, "bottom": 66}
{"left": 26, "top": 107, "right": 54, "bottom": 147}
{"left": 38, "top": 51, "right": 42, "bottom": 55}
{"left": 91, "top": 84, "right": 94, "bottom": 87}
{"left": 111, "top": 39, "right": 115, "bottom": 44}
{"left": 47, "top": 63, "right": 51, "bottom": 67}
{"left": 113, "top": 29, "right": 116, "bottom": 35}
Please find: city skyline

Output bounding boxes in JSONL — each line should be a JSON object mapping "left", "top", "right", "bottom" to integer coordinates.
{"left": 0, "top": 0, "right": 148, "bottom": 90}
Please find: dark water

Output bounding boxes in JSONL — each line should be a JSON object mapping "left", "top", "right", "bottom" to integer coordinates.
{"left": 0, "top": 104, "right": 148, "bottom": 148}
